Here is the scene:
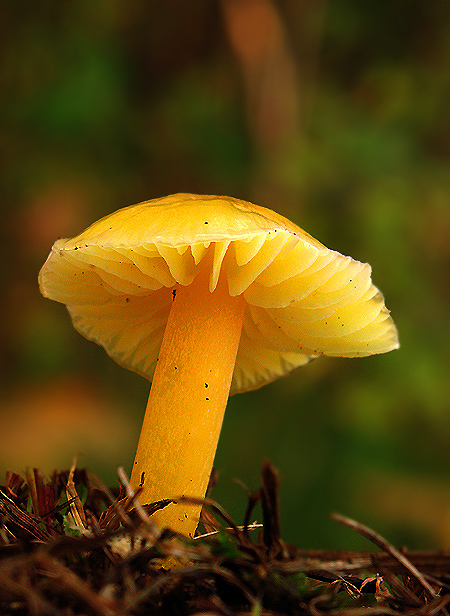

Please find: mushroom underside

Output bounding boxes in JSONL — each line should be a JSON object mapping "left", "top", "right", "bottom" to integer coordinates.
{"left": 40, "top": 233, "right": 398, "bottom": 394}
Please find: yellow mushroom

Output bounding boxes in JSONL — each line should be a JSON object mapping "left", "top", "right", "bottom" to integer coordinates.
{"left": 39, "top": 193, "right": 399, "bottom": 537}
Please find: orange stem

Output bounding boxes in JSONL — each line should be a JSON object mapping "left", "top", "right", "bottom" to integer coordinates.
{"left": 130, "top": 266, "right": 245, "bottom": 536}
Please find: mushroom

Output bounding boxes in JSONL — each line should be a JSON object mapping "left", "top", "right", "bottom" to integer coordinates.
{"left": 39, "top": 193, "right": 399, "bottom": 536}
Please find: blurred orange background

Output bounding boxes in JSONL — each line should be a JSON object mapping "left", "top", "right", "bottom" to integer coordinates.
{"left": 1, "top": 0, "right": 450, "bottom": 549}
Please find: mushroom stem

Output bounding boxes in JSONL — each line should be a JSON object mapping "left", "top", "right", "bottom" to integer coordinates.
{"left": 130, "top": 265, "right": 245, "bottom": 537}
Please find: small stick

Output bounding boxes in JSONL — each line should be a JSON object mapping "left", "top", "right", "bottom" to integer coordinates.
{"left": 331, "top": 512, "right": 438, "bottom": 601}
{"left": 91, "top": 475, "right": 134, "bottom": 529}
{"left": 116, "top": 466, "right": 161, "bottom": 542}
{"left": 178, "top": 495, "right": 243, "bottom": 537}
{"left": 117, "top": 467, "right": 154, "bottom": 525}
{"left": 66, "top": 457, "right": 87, "bottom": 529}
{"left": 194, "top": 522, "right": 263, "bottom": 540}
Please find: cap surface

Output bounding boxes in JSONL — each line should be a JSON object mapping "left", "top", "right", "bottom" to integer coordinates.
{"left": 39, "top": 193, "right": 399, "bottom": 393}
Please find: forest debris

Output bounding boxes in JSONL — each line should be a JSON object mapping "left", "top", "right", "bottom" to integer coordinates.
{"left": 331, "top": 512, "right": 439, "bottom": 602}
{"left": 1, "top": 462, "right": 450, "bottom": 615}
{"left": 0, "top": 489, "right": 50, "bottom": 542}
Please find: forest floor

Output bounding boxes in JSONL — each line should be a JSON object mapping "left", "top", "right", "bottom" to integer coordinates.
{"left": 1, "top": 461, "right": 450, "bottom": 615}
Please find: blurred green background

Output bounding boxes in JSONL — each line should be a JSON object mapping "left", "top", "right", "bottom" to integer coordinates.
{"left": 1, "top": 0, "right": 450, "bottom": 550}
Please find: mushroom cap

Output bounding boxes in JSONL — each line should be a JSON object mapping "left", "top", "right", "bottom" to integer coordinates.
{"left": 39, "top": 193, "right": 399, "bottom": 394}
